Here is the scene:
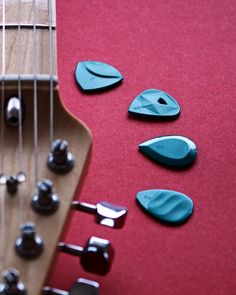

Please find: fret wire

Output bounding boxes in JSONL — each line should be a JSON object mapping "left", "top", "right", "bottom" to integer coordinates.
{"left": 33, "top": 0, "right": 39, "bottom": 183}
{"left": 0, "top": 23, "right": 56, "bottom": 30}
{"left": 17, "top": 0, "right": 24, "bottom": 223}
{"left": 0, "top": 0, "right": 6, "bottom": 264}
{"left": 48, "top": 0, "right": 54, "bottom": 143}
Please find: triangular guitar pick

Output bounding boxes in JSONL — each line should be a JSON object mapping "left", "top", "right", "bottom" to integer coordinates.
{"left": 128, "top": 89, "right": 180, "bottom": 118}
{"left": 75, "top": 61, "right": 123, "bottom": 92}
{"left": 139, "top": 135, "right": 197, "bottom": 168}
{"left": 136, "top": 189, "right": 194, "bottom": 224}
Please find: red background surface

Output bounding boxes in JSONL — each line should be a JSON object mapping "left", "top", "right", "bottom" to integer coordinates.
{"left": 49, "top": 1, "right": 236, "bottom": 294}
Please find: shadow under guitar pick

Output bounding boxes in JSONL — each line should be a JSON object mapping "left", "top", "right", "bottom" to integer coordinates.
{"left": 138, "top": 148, "right": 198, "bottom": 172}
{"left": 135, "top": 197, "right": 195, "bottom": 228}
{"left": 128, "top": 111, "right": 180, "bottom": 122}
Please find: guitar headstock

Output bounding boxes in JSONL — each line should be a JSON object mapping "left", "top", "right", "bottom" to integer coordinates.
{"left": 0, "top": 1, "right": 127, "bottom": 294}
{"left": 0, "top": 83, "right": 93, "bottom": 294}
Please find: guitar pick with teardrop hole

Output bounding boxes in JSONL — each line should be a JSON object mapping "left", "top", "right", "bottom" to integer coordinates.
{"left": 136, "top": 189, "right": 194, "bottom": 224}
{"left": 128, "top": 89, "right": 180, "bottom": 118}
{"left": 139, "top": 135, "right": 197, "bottom": 168}
{"left": 75, "top": 61, "right": 123, "bottom": 92}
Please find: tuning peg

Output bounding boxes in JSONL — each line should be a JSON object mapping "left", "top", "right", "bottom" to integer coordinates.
{"left": 71, "top": 201, "right": 128, "bottom": 228}
{"left": 0, "top": 269, "right": 27, "bottom": 295}
{"left": 6, "top": 172, "right": 26, "bottom": 195}
{"left": 15, "top": 222, "right": 44, "bottom": 259}
{"left": 58, "top": 236, "right": 114, "bottom": 276}
{"left": 47, "top": 139, "right": 74, "bottom": 174}
{"left": 1, "top": 171, "right": 26, "bottom": 195}
{"left": 32, "top": 179, "right": 59, "bottom": 215}
{"left": 6, "top": 176, "right": 19, "bottom": 194}
{"left": 43, "top": 278, "right": 99, "bottom": 295}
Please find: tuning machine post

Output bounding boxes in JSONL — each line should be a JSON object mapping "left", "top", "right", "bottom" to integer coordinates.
{"left": 47, "top": 139, "right": 74, "bottom": 174}
{"left": 15, "top": 222, "right": 44, "bottom": 259}
{"left": 0, "top": 269, "right": 27, "bottom": 295}
{"left": 0, "top": 172, "right": 26, "bottom": 195}
{"left": 58, "top": 236, "right": 114, "bottom": 276}
{"left": 43, "top": 278, "right": 99, "bottom": 295}
{"left": 71, "top": 201, "right": 128, "bottom": 229}
{"left": 32, "top": 179, "right": 59, "bottom": 215}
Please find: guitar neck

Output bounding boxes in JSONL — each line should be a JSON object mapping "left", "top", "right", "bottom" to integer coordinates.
{"left": 0, "top": 0, "right": 57, "bottom": 81}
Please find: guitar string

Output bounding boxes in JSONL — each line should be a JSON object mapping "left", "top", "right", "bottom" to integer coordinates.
{"left": 48, "top": 0, "right": 54, "bottom": 144}
{"left": 17, "top": 0, "right": 25, "bottom": 224}
{"left": 0, "top": 0, "right": 6, "bottom": 264}
{"left": 33, "top": 0, "right": 39, "bottom": 184}
{"left": 0, "top": 0, "right": 5, "bottom": 177}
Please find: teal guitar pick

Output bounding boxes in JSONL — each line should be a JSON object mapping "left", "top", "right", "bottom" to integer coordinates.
{"left": 75, "top": 61, "right": 123, "bottom": 92}
{"left": 136, "top": 189, "right": 194, "bottom": 224}
{"left": 139, "top": 135, "right": 197, "bottom": 168}
{"left": 128, "top": 89, "right": 180, "bottom": 118}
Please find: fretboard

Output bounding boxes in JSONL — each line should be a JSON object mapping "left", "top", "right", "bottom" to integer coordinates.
{"left": 0, "top": 0, "right": 57, "bottom": 83}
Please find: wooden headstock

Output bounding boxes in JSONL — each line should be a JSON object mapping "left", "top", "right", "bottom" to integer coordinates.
{"left": 0, "top": 85, "right": 92, "bottom": 294}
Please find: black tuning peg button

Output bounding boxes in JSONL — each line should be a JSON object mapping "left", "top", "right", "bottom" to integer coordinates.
{"left": 71, "top": 201, "right": 128, "bottom": 229}
{"left": 43, "top": 278, "right": 99, "bottom": 295}
{"left": 42, "top": 287, "right": 67, "bottom": 295}
{"left": 47, "top": 139, "right": 74, "bottom": 174}
{"left": 15, "top": 223, "right": 44, "bottom": 259}
{"left": 32, "top": 179, "right": 59, "bottom": 215}
{"left": 81, "top": 237, "right": 114, "bottom": 275}
{"left": 0, "top": 268, "right": 27, "bottom": 295}
{"left": 69, "top": 278, "right": 99, "bottom": 295}
{"left": 58, "top": 236, "right": 114, "bottom": 276}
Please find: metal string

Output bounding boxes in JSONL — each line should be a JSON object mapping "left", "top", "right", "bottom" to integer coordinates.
{"left": 33, "top": 0, "right": 39, "bottom": 183}
{"left": 17, "top": 0, "right": 25, "bottom": 223}
{"left": 0, "top": 0, "right": 6, "bottom": 263}
{"left": 48, "top": 0, "right": 54, "bottom": 144}
{"left": 0, "top": 0, "right": 6, "bottom": 176}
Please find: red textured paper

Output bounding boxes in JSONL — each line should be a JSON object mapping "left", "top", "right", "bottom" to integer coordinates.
{"left": 48, "top": 1, "right": 236, "bottom": 294}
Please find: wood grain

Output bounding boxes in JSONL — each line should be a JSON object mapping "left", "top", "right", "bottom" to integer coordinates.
{"left": 0, "top": 0, "right": 57, "bottom": 76}
{"left": 0, "top": 1, "right": 92, "bottom": 294}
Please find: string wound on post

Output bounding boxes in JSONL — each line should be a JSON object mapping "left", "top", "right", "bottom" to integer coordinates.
{"left": 0, "top": 171, "right": 26, "bottom": 195}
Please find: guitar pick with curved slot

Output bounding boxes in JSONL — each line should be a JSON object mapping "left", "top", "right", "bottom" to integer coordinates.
{"left": 75, "top": 61, "right": 123, "bottom": 92}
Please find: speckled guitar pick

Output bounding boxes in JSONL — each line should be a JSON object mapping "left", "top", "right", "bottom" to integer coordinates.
{"left": 75, "top": 61, "right": 123, "bottom": 92}
{"left": 139, "top": 135, "right": 197, "bottom": 168}
{"left": 128, "top": 89, "right": 180, "bottom": 118}
{"left": 136, "top": 189, "right": 194, "bottom": 224}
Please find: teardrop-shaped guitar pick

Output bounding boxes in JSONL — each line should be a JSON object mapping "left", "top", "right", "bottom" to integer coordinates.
{"left": 139, "top": 135, "right": 197, "bottom": 168}
{"left": 136, "top": 189, "right": 194, "bottom": 224}
{"left": 75, "top": 61, "right": 123, "bottom": 92}
{"left": 128, "top": 89, "right": 180, "bottom": 118}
